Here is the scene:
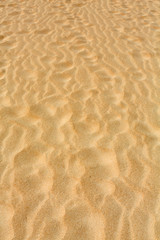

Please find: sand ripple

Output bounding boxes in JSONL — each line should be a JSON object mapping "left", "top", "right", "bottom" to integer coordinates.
{"left": 0, "top": 0, "right": 160, "bottom": 239}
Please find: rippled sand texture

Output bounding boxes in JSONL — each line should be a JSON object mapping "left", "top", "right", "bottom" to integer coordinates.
{"left": 0, "top": 0, "right": 160, "bottom": 239}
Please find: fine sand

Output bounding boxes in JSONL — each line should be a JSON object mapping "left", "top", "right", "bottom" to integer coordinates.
{"left": 0, "top": 0, "right": 160, "bottom": 239}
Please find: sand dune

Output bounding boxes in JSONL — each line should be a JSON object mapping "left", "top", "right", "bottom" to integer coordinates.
{"left": 0, "top": 0, "right": 160, "bottom": 239}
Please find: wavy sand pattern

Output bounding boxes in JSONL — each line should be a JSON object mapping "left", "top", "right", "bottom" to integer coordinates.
{"left": 0, "top": 0, "right": 160, "bottom": 239}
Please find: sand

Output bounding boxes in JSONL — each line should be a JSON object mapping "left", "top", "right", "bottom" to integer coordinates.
{"left": 0, "top": 0, "right": 160, "bottom": 239}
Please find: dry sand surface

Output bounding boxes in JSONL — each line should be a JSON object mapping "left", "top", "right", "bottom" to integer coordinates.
{"left": 0, "top": 0, "right": 160, "bottom": 239}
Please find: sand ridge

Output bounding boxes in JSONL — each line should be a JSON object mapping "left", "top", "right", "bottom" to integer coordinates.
{"left": 0, "top": 0, "right": 160, "bottom": 239}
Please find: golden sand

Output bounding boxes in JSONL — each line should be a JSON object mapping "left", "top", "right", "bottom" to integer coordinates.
{"left": 0, "top": 0, "right": 160, "bottom": 239}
